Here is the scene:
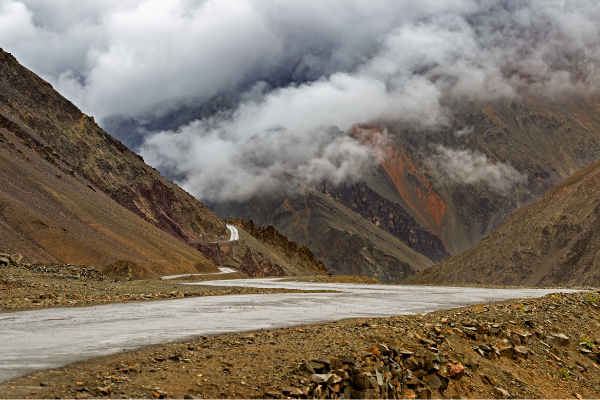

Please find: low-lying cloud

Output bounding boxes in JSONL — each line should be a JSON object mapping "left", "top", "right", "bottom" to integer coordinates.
{"left": 2, "top": 0, "right": 600, "bottom": 200}
{"left": 427, "top": 145, "right": 528, "bottom": 194}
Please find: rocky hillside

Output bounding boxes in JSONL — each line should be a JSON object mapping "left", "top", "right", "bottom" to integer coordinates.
{"left": 405, "top": 158, "right": 600, "bottom": 287}
{"left": 227, "top": 219, "right": 329, "bottom": 276}
{"left": 0, "top": 48, "right": 328, "bottom": 278}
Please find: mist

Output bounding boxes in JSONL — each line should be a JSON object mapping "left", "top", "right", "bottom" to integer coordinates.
{"left": 2, "top": 0, "right": 600, "bottom": 200}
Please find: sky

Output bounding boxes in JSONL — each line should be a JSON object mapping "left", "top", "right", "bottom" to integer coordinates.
{"left": 2, "top": 0, "right": 600, "bottom": 200}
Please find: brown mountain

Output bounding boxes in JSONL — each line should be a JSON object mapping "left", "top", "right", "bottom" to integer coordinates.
{"left": 0, "top": 48, "right": 327, "bottom": 278}
{"left": 212, "top": 96, "right": 600, "bottom": 281}
{"left": 404, "top": 158, "right": 600, "bottom": 287}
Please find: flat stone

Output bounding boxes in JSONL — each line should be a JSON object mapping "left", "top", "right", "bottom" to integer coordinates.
{"left": 311, "top": 374, "right": 334, "bottom": 384}
{"left": 494, "top": 387, "right": 510, "bottom": 399}
{"left": 553, "top": 334, "right": 570, "bottom": 346}
{"left": 0, "top": 257, "right": 9, "bottom": 266}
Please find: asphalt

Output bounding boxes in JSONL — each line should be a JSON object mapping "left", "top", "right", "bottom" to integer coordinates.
{"left": 0, "top": 279, "right": 578, "bottom": 383}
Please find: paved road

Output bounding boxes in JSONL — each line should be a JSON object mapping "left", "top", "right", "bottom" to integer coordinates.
{"left": 160, "top": 267, "right": 238, "bottom": 280}
{"left": 0, "top": 279, "right": 577, "bottom": 383}
{"left": 226, "top": 224, "right": 239, "bottom": 241}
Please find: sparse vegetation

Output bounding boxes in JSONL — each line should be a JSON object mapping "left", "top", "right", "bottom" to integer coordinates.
{"left": 559, "top": 368, "right": 571, "bottom": 380}
{"left": 587, "top": 292, "right": 598, "bottom": 305}
{"left": 580, "top": 335, "right": 593, "bottom": 349}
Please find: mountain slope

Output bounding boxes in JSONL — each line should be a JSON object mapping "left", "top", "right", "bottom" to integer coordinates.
{"left": 404, "top": 159, "right": 600, "bottom": 287}
{"left": 212, "top": 188, "right": 433, "bottom": 283}
{"left": 0, "top": 48, "right": 327, "bottom": 278}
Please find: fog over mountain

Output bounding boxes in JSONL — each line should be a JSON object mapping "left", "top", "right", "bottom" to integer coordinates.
{"left": 2, "top": 0, "right": 600, "bottom": 201}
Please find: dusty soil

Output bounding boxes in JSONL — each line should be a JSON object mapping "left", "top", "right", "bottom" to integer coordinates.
{"left": 0, "top": 264, "right": 336, "bottom": 313}
{"left": 1, "top": 291, "right": 599, "bottom": 399}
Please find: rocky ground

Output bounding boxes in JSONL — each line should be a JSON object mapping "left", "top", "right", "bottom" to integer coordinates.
{"left": 1, "top": 290, "right": 599, "bottom": 399}
{"left": 0, "top": 259, "right": 336, "bottom": 313}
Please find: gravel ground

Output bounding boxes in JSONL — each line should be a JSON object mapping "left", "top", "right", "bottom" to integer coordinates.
{"left": 1, "top": 291, "right": 599, "bottom": 399}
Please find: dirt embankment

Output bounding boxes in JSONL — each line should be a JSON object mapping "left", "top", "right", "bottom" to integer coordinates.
{"left": 1, "top": 291, "right": 599, "bottom": 399}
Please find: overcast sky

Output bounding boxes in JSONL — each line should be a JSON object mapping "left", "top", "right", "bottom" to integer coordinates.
{"left": 2, "top": 0, "right": 600, "bottom": 200}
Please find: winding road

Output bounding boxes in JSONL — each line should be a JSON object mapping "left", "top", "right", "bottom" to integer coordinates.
{"left": 160, "top": 225, "right": 240, "bottom": 280}
{"left": 0, "top": 278, "right": 578, "bottom": 383}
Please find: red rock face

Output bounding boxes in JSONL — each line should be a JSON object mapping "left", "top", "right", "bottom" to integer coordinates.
{"left": 352, "top": 125, "right": 448, "bottom": 248}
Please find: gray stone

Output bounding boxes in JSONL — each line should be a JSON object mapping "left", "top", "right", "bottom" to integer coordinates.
{"left": 514, "top": 346, "right": 529, "bottom": 359}
{"left": 311, "top": 374, "right": 334, "bottom": 385}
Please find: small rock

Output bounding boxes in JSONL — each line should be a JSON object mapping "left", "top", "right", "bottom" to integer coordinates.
{"left": 448, "top": 363, "right": 465, "bottom": 379}
{"left": 553, "top": 334, "right": 570, "bottom": 346}
{"left": 282, "top": 387, "right": 303, "bottom": 396}
{"left": 184, "top": 394, "right": 201, "bottom": 399}
{"left": 152, "top": 389, "right": 168, "bottom": 399}
{"left": 353, "top": 373, "right": 372, "bottom": 390}
{"left": 39, "top": 382, "right": 48, "bottom": 387}
{"left": 499, "top": 347, "right": 515, "bottom": 359}
{"left": 418, "top": 388, "right": 432, "bottom": 399}
{"left": 9, "top": 253, "right": 22, "bottom": 265}
{"left": 514, "top": 346, "right": 529, "bottom": 359}
{"left": 311, "top": 373, "right": 334, "bottom": 384}
{"left": 0, "top": 257, "right": 9, "bottom": 266}
{"left": 97, "top": 386, "right": 112, "bottom": 395}
{"left": 494, "top": 386, "right": 510, "bottom": 399}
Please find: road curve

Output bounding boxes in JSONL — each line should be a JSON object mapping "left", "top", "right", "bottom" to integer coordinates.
{"left": 226, "top": 224, "right": 239, "bottom": 241}
{"left": 0, "top": 280, "right": 578, "bottom": 383}
{"left": 160, "top": 267, "right": 238, "bottom": 280}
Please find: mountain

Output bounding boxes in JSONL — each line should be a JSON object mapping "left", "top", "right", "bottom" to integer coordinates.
{"left": 0, "top": 48, "right": 327, "bottom": 278}
{"left": 404, "top": 158, "right": 600, "bottom": 287}
{"left": 209, "top": 96, "right": 600, "bottom": 281}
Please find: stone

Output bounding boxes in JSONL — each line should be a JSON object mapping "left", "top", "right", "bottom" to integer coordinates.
{"left": 353, "top": 373, "right": 372, "bottom": 390}
{"left": 511, "top": 334, "right": 521, "bottom": 346}
{"left": 9, "top": 253, "right": 22, "bottom": 265}
{"left": 152, "top": 389, "right": 167, "bottom": 399}
{"left": 553, "top": 334, "right": 570, "bottom": 346}
{"left": 514, "top": 346, "right": 529, "bottom": 359}
{"left": 499, "top": 347, "right": 515, "bottom": 359}
{"left": 448, "top": 363, "right": 465, "bottom": 379}
{"left": 0, "top": 257, "right": 9, "bottom": 266}
{"left": 418, "top": 388, "right": 432, "bottom": 399}
{"left": 97, "top": 386, "right": 112, "bottom": 395}
{"left": 282, "top": 387, "right": 303, "bottom": 396}
{"left": 494, "top": 387, "right": 510, "bottom": 399}
{"left": 184, "top": 394, "right": 201, "bottom": 399}
{"left": 311, "top": 374, "right": 334, "bottom": 385}
{"left": 427, "top": 374, "right": 443, "bottom": 390}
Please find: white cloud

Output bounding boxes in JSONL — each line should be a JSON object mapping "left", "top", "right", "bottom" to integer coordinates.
{"left": 427, "top": 145, "right": 528, "bottom": 194}
{"left": 1, "top": 0, "right": 598, "bottom": 200}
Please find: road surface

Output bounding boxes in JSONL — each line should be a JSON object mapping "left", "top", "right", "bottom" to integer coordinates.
{"left": 0, "top": 279, "right": 578, "bottom": 383}
{"left": 160, "top": 267, "right": 238, "bottom": 280}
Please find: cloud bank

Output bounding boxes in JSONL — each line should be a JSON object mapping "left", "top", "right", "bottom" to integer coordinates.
{"left": 427, "top": 145, "right": 528, "bottom": 194}
{"left": 2, "top": 0, "right": 600, "bottom": 200}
